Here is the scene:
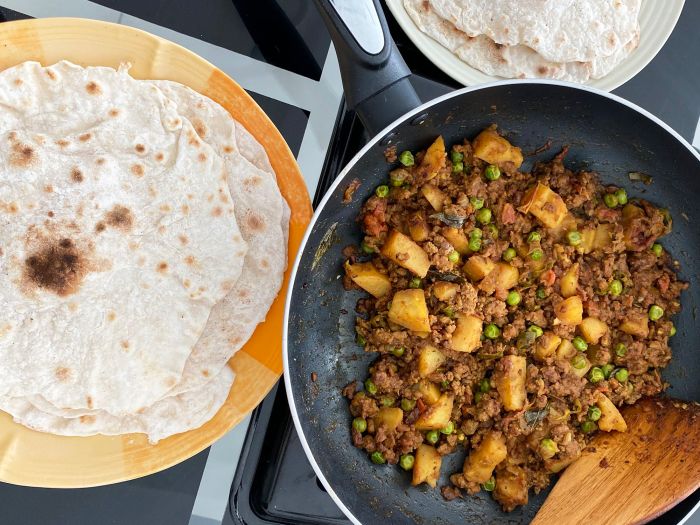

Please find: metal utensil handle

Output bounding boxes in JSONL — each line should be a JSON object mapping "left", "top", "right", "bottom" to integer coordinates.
{"left": 313, "top": 0, "right": 421, "bottom": 136}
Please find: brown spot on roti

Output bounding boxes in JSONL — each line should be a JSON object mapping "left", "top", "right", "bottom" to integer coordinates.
{"left": 193, "top": 119, "right": 207, "bottom": 138}
{"left": 108, "top": 108, "right": 119, "bottom": 117}
{"left": 68, "top": 302, "right": 78, "bottom": 312}
{"left": 46, "top": 69, "right": 57, "bottom": 80}
{"left": 229, "top": 336, "right": 242, "bottom": 346}
{"left": 55, "top": 139, "right": 70, "bottom": 148}
{"left": 223, "top": 145, "right": 234, "bottom": 154}
{"left": 85, "top": 81, "right": 101, "bottom": 95}
{"left": 23, "top": 237, "right": 89, "bottom": 296}
{"left": 47, "top": 211, "right": 54, "bottom": 218}
{"left": 178, "top": 234, "right": 188, "bottom": 245}
{"left": 245, "top": 212, "right": 265, "bottom": 232}
{"left": 198, "top": 152, "right": 207, "bottom": 162}
{"left": 201, "top": 369, "right": 210, "bottom": 377}
{"left": 104, "top": 205, "right": 134, "bottom": 232}
{"left": 79, "top": 415, "right": 95, "bottom": 424}
{"left": 95, "top": 221, "right": 106, "bottom": 233}
{"left": 10, "top": 142, "right": 36, "bottom": 168}
{"left": 261, "top": 259, "right": 270, "bottom": 269}
{"left": 70, "top": 167, "right": 84, "bottom": 183}
{"left": 134, "top": 144, "right": 146, "bottom": 154}
{"left": 96, "top": 157, "right": 105, "bottom": 166}
{"left": 184, "top": 255, "right": 196, "bottom": 266}
{"left": 130, "top": 164, "right": 144, "bottom": 177}
{"left": 181, "top": 204, "right": 190, "bottom": 215}
{"left": 156, "top": 261, "right": 168, "bottom": 273}
{"left": 183, "top": 279, "right": 191, "bottom": 288}
{"left": 55, "top": 367, "right": 70, "bottom": 381}
{"left": 78, "top": 133, "right": 92, "bottom": 142}
{"left": 44, "top": 185, "right": 53, "bottom": 193}
{"left": 211, "top": 206, "right": 223, "bottom": 217}
{"left": 13, "top": 78, "right": 22, "bottom": 86}
{"left": 107, "top": 311, "right": 116, "bottom": 321}
{"left": 86, "top": 396, "right": 93, "bottom": 408}
{"left": 155, "top": 152, "right": 164, "bottom": 162}
{"left": 160, "top": 204, "right": 172, "bottom": 213}
{"left": 121, "top": 340, "right": 130, "bottom": 350}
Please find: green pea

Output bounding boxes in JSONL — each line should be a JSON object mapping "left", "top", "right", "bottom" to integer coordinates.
{"left": 399, "top": 454, "right": 415, "bottom": 470}
{"left": 670, "top": 323, "right": 677, "bottom": 337}
{"left": 482, "top": 476, "right": 496, "bottom": 491}
{"left": 528, "top": 231, "right": 542, "bottom": 243}
{"left": 370, "top": 451, "right": 386, "bottom": 464}
{"left": 536, "top": 287, "right": 547, "bottom": 299}
{"left": 479, "top": 378, "right": 491, "bottom": 392}
{"left": 484, "top": 323, "right": 501, "bottom": 339}
{"left": 352, "top": 417, "right": 367, "bottom": 433}
{"left": 470, "top": 196, "right": 484, "bottom": 210}
{"left": 426, "top": 430, "right": 439, "bottom": 444}
{"left": 587, "top": 406, "right": 602, "bottom": 422}
{"left": 468, "top": 237, "right": 482, "bottom": 252}
{"left": 440, "top": 380, "right": 450, "bottom": 389}
{"left": 484, "top": 164, "right": 501, "bottom": 181}
{"left": 566, "top": 231, "right": 582, "bottom": 246}
{"left": 391, "top": 347, "right": 405, "bottom": 357}
{"left": 540, "top": 438, "right": 558, "bottom": 458}
{"left": 398, "top": 150, "right": 414, "bottom": 167}
{"left": 409, "top": 277, "right": 422, "bottom": 289}
{"left": 448, "top": 250, "right": 460, "bottom": 263}
{"left": 381, "top": 396, "right": 396, "bottom": 407}
{"left": 528, "top": 325, "right": 544, "bottom": 338}
{"left": 390, "top": 170, "right": 407, "bottom": 187}
{"left": 360, "top": 241, "right": 374, "bottom": 254}
{"left": 476, "top": 208, "right": 492, "bottom": 224}
{"left": 375, "top": 185, "right": 390, "bottom": 198}
{"left": 484, "top": 224, "right": 499, "bottom": 238}
{"left": 581, "top": 421, "right": 598, "bottom": 434}
{"left": 364, "top": 379, "right": 377, "bottom": 395}
{"left": 603, "top": 193, "right": 619, "bottom": 208}
{"left": 506, "top": 290, "right": 521, "bottom": 306}
{"left": 601, "top": 364, "right": 615, "bottom": 379}
{"left": 470, "top": 227, "right": 483, "bottom": 239}
{"left": 648, "top": 304, "right": 664, "bottom": 321}
{"left": 651, "top": 243, "right": 663, "bottom": 257}
{"left": 440, "top": 421, "right": 455, "bottom": 435}
{"left": 443, "top": 306, "right": 456, "bottom": 318}
{"left": 357, "top": 334, "right": 367, "bottom": 347}
{"left": 608, "top": 279, "right": 623, "bottom": 297}
{"left": 450, "top": 150, "right": 464, "bottom": 163}
{"left": 614, "top": 342, "right": 627, "bottom": 357}
{"left": 615, "top": 188, "right": 628, "bottom": 205}
{"left": 452, "top": 161, "right": 464, "bottom": 173}
{"left": 588, "top": 367, "right": 605, "bottom": 383}
{"left": 572, "top": 336, "right": 588, "bottom": 351}
{"left": 614, "top": 368, "right": 629, "bottom": 382}
{"left": 530, "top": 248, "right": 543, "bottom": 261}
{"left": 474, "top": 392, "right": 483, "bottom": 403}
{"left": 571, "top": 353, "right": 588, "bottom": 369}
{"left": 401, "top": 398, "right": 416, "bottom": 411}
{"left": 502, "top": 247, "right": 517, "bottom": 262}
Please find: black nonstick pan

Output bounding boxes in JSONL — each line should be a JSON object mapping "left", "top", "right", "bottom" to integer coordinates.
{"left": 283, "top": 2, "right": 700, "bottom": 523}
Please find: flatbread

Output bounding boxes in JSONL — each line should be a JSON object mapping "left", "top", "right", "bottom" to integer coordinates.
{"left": 405, "top": 0, "right": 639, "bottom": 82}
{"left": 427, "top": 0, "right": 641, "bottom": 63}
{"left": 0, "top": 61, "right": 247, "bottom": 415}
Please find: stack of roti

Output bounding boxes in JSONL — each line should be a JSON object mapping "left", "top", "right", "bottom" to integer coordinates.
{"left": 0, "top": 61, "right": 289, "bottom": 443}
{"left": 404, "top": 0, "right": 641, "bottom": 82}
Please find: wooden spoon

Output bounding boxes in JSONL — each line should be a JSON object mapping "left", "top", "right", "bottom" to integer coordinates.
{"left": 532, "top": 397, "right": 700, "bottom": 525}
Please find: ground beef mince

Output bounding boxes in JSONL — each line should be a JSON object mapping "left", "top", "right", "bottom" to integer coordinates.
{"left": 342, "top": 129, "right": 686, "bottom": 512}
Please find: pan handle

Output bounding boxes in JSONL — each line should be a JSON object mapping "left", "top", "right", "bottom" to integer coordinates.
{"left": 314, "top": 0, "right": 422, "bottom": 136}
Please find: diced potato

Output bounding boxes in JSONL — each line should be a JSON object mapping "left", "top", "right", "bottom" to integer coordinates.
{"left": 451, "top": 314, "right": 482, "bottom": 353}
{"left": 569, "top": 353, "right": 591, "bottom": 378}
{"left": 381, "top": 230, "right": 431, "bottom": 277}
{"left": 556, "top": 339, "right": 576, "bottom": 361}
{"left": 408, "top": 211, "right": 430, "bottom": 242}
{"left": 545, "top": 450, "right": 581, "bottom": 473}
{"left": 494, "top": 465, "right": 528, "bottom": 510}
{"left": 418, "top": 345, "right": 446, "bottom": 377}
{"left": 519, "top": 183, "right": 568, "bottom": 229}
{"left": 432, "top": 281, "right": 459, "bottom": 301}
{"left": 463, "top": 255, "right": 496, "bottom": 281}
{"left": 579, "top": 317, "right": 608, "bottom": 344}
{"left": 420, "top": 183, "right": 447, "bottom": 211}
{"left": 420, "top": 136, "right": 446, "bottom": 180}
{"left": 560, "top": 263, "right": 579, "bottom": 298}
{"left": 494, "top": 355, "right": 527, "bottom": 411}
{"left": 343, "top": 261, "right": 391, "bottom": 298}
{"left": 412, "top": 444, "right": 442, "bottom": 487}
{"left": 578, "top": 228, "right": 596, "bottom": 254}
{"left": 416, "top": 380, "right": 442, "bottom": 405}
{"left": 373, "top": 407, "right": 404, "bottom": 431}
{"left": 619, "top": 310, "right": 649, "bottom": 338}
{"left": 554, "top": 296, "right": 583, "bottom": 325}
{"left": 415, "top": 393, "right": 454, "bottom": 430}
{"left": 479, "top": 262, "right": 519, "bottom": 294}
{"left": 463, "top": 432, "right": 508, "bottom": 483}
{"left": 388, "top": 289, "right": 431, "bottom": 332}
{"left": 442, "top": 227, "right": 470, "bottom": 255}
{"left": 596, "top": 393, "right": 628, "bottom": 432}
{"left": 593, "top": 224, "right": 612, "bottom": 250}
{"left": 472, "top": 129, "right": 523, "bottom": 168}
{"left": 533, "top": 332, "right": 562, "bottom": 362}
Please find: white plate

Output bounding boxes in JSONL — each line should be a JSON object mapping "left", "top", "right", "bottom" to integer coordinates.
{"left": 385, "top": 0, "right": 685, "bottom": 91}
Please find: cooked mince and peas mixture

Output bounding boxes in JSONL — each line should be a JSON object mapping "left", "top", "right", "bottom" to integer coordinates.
{"left": 341, "top": 128, "right": 686, "bottom": 511}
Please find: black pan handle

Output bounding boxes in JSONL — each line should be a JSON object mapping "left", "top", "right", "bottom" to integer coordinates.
{"left": 313, "top": 0, "right": 422, "bottom": 136}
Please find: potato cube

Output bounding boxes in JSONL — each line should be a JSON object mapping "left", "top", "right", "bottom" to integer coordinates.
{"left": 381, "top": 230, "right": 431, "bottom": 277}
{"left": 418, "top": 345, "right": 447, "bottom": 377}
{"left": 420, "top": 183, "right": 447, "bottom": 211}
{"left": 593, "top": 224, "right": 612, "bottom": 250}
{"left": 442, "top": 227, "right": 470, "bottom": 255}
{"left": 408, "top": 211, "right": 430, "bottom": 242}
{"left": 556, "top": 339, "right": 577, "bottom": 361}
{"left": 463, "top": 432, "right": 507, "bottom": 483}
{"left": 579, "top": 317, "right": 608, "bottom": 344}
{"left": 577, "top": 228, "right": 596, "bottom": 254}
{"left": 545, "top": 450, "right": 581, "bottom": 473}
{"left": 432, "top": 281, "right": 459, "bottom": 301}
{"left": 554, "top": 296, "right": 583, "bottom": 325}
{"left": 494, "top": 465, "right": 528, "bottom": 510}
{"left": 519, "top": 183, "right": 568, "bottom": 229}
{"left": 472, "top": 129, "right": 523, "bottom": 168}
{"left": 596, "top": 393, "right": 628, "bottom": 432}
{"left": 416, "top": 380, "right": 441, "bottom": 405}
{"left": 451, "top": 314, "right": 482, "bottom": 353}
{"left": 619, "top": 310, "right": 649, "bottom": 338}
{"left": 388, "top": 289, "right": 431, "bottom": 332}
{"left": 494, "top": 355, "right": 527, "bottom": 411}
{"left": 479, "top": 262, "right": 519, "bottom": 294}
{"left": 560, "top": 263, "right": 579, "bottom": 298}
{"left": 343, "top": 261, "right": 391, "bottom": 298}
{"left": 415, "top": 393, "right": 454, "bottom": 430}
{"left": 373, "top": 407, "right": 404, "bottom": 432}
{"left": 412, "top": 444, "right": 442, "bottom": 487}
{"left": 534, "top": 332, "right": 562, "bottom": 362}
{"left": 463, "top": 255, "right": 496, "bottom": 281}
{"left": 420, "top": 136, "right": 446, "bottom": 180}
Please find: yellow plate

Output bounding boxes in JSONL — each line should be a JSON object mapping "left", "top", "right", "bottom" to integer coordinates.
{"left": 0, "top": 17, "right": 312, "bottom": 488}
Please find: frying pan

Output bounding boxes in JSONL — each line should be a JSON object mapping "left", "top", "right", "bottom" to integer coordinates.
{"left": 283, "top": 1, "right": 700, "bottom": 523}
